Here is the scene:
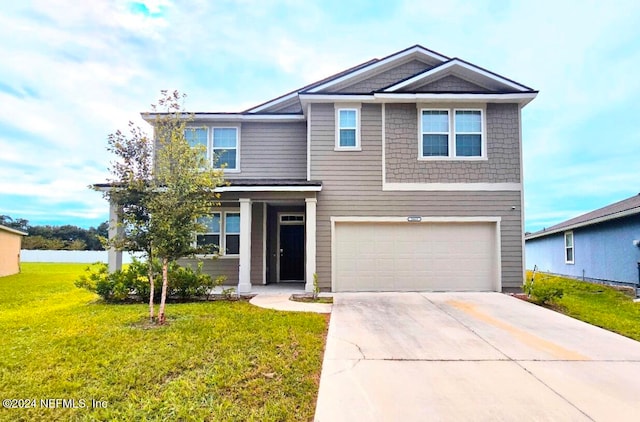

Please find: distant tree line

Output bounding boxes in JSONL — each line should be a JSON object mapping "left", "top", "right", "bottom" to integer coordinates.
{"left": 0, "top": 215, "right": 108, "bottom": 250}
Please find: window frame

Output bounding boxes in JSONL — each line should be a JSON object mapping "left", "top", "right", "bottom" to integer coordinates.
{"left": 195, "top": 212, "right": 221, "bottom": 253}
{"left": 184, "top": 126, "right": 210, "bottom": 165}
{"left": 564, "top": 231, "right": 574, "bottom": 264}
{"left": 212, "top": 126, "right": 240, "bottom": 172}
{"left": 418, "top": 107, "right": 487, "bottom": 160}
{"left": 335, "top": 106, "right": 361, "bottom": 151}
{"left": 194, "top": 209, "right": 241, "bottom": 258}
{"left": 223, "top": 211, "right": 241, "bottom": 256}
{"left": 419, "top": 108, "right": 450, "bottom": 158}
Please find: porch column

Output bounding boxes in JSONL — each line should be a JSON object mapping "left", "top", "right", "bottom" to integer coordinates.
{"left": 107, "top": 200, "right": 123, "bottom": 272}
{"left": 305, "top": 198, "right": 317, "bottom": 292}
{"left": 238, "top": 198, "right": 252, "bottom": 294}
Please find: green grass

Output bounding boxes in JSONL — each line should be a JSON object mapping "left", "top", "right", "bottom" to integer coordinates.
{"left": 0, "top": 263, "right": 328, "bottom": 421}
{"left": 527, "top": 271, "right": 640, "bottom": 341}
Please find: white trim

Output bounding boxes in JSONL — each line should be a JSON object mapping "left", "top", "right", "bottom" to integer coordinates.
{"left": 564, "top": 231, "right": 575, "bottom": 264}
{"left": 223, "top": 211, "right": 241, "bottom": 256}
{"left": 381, "top": 103, "right": 386, "bottom": 185}
{"left": 383, "top": 59, "right": 530, "bottom": 92}
{"left": 418, "top": 108, "right": 450, "bottom": 158}
{"left": 374, "top": 92, "right": 537, "bottom": 105}
{"left": 214, "top": 185, "right": 322, "bottom": 192}
{"left": 142, "top": 111, "right": 306, "bottom": 122}
{"left": 276, "top": 211, "right": 306, "bottom": 282}
{"left": 382, "top": 182, "right": 521, "bottom": 191}
{"left": 262, "top": 202, "right": 267, "bottom": 285}
{"left": 212, "top": 126, "right": 240, "bottom": 172}
{"left": 334, "top": 105, "right": 361, "bottom": 150}
{"left": 331, "top": 216, "right": 501, "bottom": 223}
{"left": 330, "top": 216, "right": 502, "bottom": 292}
{"left": 518, "top": 104, "right": 526, "bottom": 282}
{"left": 298, "top": 92, "right": 538, "bottom": 106}
{"left": 244, "top": 93, "right": 300, "bottom": 113}
{"left": 238, "top": 199, "right": 252, "bottom": 293}
{"left": 306, "top": 103, "right": 311, "bottom": 181}
{"left": 305, "top": 198, "right": 317, "bottom": 292}
{"left": 525, "top": 207, "right": 640, "bottom": 240}
{"left": 279, "top": 213, "right": 305, "bottom": 224}
{"left": 307, "top": 46, "right": 448, "bottom": 93}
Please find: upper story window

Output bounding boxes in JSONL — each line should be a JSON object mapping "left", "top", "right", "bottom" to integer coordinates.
{"left": 335, "top": 106, "right": 361, "bottom": 150}
{"left": 185, "top": 127, "right": 209, "bottom": 162}
{"left": 420, "top": 108, "right": 485, "bottom": 159}
{"left": 213, "top": 128, "right": 238, "bottom": 170}
{"left": 564, "top": 231, "right": 574, "bottom": 264}
{"left": 183, "top": 126, "right": 239, "bottom": 171}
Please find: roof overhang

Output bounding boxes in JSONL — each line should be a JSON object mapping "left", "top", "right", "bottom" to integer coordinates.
{"left": 93, "top": 180, "right": 322, "bottom": 194}
{"left": 298, "top": 92, "right": 538, "bottom": 107}
{"left": 383, "top": 59, "right": 534, "bottom": 93}
{"left": 525, "top": 207, "right": 640, "bottom": 240}
{"left": 141, "top": 113, "right": 306, "bottom": 124}
{"left": 305, "top": 45, "right": 449, "bottom": 94}
{"left": 0, "top": 225, "right": 27, "bottom": 236}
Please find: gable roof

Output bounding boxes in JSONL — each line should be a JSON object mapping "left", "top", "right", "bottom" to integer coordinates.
{"left": 526, "top": 193, "right": 640, "bottom": 240}
{"left": 245, "top": 45, "right": 450, "bottom": 113}
{"left": 382, "top": 58, "right": 535, "bottom": 93}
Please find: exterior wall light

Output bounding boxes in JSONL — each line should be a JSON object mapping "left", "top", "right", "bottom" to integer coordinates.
{"left": 407, "top": 216, "right": 422, "bottom": 222}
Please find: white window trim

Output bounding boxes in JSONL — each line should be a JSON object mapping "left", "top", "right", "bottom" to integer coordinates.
{"left": 564, "top": 231, "right": 574, "bottom": 264}
{"left": 223, "top": 211, "right": 241, "bottom": 257}
{"left": 194, "top": 208, "right": 241, "bottom": 258}
{"left": 212, "top": 126, "right": 241, "bottom": 172}
{"left": 334, "top": 105, "right": 361, "bottom": 151}
{"left": 418, "top": 108, "right": 450, "bottom": 159}
{"left": 418, "top": 107, "right": 487, "bottom": 161}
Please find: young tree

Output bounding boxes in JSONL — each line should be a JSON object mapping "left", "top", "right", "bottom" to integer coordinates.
{"left": 100, "top": 90, "right": 224, "bottom": 324}
{"left": 148, "top": 91, "right": 225, "bottom": 324}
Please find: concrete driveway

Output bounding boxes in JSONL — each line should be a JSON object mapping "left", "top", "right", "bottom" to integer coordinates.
{"left": 315, "top": 292, "right": 640, "bottom": 421}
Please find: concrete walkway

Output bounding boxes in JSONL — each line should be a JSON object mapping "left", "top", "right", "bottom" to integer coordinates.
{"left": 250, "top": 294, "right": 332, "bottom": 314}
{"left": 315, "top": 292, "right": 640, "bottom": 421}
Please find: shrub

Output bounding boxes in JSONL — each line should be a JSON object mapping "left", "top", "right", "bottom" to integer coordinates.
{"left": 523, "top": 277, "right": 564, "bottom": 305}
{"left": 75, "top": 259, "right": 224, "bottom": 302}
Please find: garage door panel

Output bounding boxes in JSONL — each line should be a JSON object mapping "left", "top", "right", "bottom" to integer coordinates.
{"left": 334, "top": 222, "right": 497, "bottom": 292}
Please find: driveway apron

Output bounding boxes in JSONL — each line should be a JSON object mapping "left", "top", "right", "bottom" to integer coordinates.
{"left": 315, "top": 292, "right": 640, "bottom": 421}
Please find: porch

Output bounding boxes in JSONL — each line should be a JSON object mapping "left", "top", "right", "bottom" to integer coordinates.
{"left": 107, "top": 179, "right": 321, "bottom": 294}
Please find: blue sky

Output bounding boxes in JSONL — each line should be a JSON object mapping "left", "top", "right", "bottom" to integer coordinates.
{"left": 1, "top": 0, "right": 639, "bottom": 232}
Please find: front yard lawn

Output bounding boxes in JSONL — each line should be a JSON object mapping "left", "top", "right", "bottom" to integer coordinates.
{"left": 526, "top": 271, "right": 640, "bottom": 341}
{"left": 0, "top": 263, "right": 328, "bottom": 421}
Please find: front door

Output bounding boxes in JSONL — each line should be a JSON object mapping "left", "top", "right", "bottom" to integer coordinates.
{"left": 279, "top": 224, "right": 304, "bottom": 281}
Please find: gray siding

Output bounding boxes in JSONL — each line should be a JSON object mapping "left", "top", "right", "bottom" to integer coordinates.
{"left": 333, "top": 60, "right": 433, "bottom": 93}
{"left": 412, "top": 75, "right": 492, "bottom": 92}
{"left": 231, "top": 121, "right": 307, "bottom": 179}
{"left": 385, "top": 103, "right": 521, "bottom": 183}
{"left": 309, "top": 102, "right": 524, "bottom": 291}
{"left": 180, "top": 201, "right": 265, "bottom": 285}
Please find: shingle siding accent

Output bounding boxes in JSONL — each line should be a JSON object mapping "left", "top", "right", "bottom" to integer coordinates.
{"left": 230, "top": 121, "right": 307, "bottom": 179}
{"left": 385, "top": 103, "right": 521, "bottom": 183}
{"left": 332, "top": 59, "right": 433, "bottom": 93}
{"left": 411, "top": 75, "right": 492, "bottom": 92}
{"left": 309, "top": 102, "right": 524, "bottom": 291}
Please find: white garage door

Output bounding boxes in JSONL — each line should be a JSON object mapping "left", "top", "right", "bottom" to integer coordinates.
{"left": 334, "top": 221, "right": 498, "bottom": 291}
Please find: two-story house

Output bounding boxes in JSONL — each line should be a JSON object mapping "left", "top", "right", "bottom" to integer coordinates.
{"left": 106, "top": 45, "right": 537, "bottom": 293}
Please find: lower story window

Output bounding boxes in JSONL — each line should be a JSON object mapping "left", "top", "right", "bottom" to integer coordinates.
{"left": 196, "top": 211, "right": 240, "bottom": 255}
{"left": 564, "top": 231, "right": 574, "bottom": 264}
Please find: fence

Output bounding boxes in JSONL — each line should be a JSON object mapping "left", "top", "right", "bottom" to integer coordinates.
{"left": 21, "top": 250, "right": 140, "bottom": 264}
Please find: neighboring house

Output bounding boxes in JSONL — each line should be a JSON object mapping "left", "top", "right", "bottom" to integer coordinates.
{"left": 105, "top": 45, "right": 538, "bottom": 293}
{"left": 525, "top": 194, "right": 640, "bottom": 286}
{"left": 0, "top": 224, "right": 27, "bottom": 277}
